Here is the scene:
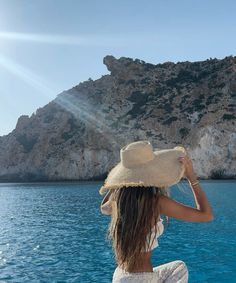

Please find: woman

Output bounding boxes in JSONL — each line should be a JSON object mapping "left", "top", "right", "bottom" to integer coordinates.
{"left": 100, "top": 141, "right": 213, "bottom": 283}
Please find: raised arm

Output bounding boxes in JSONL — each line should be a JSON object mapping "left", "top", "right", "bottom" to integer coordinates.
{"left": 159, "top": 154, "right": 214, "bottom": 222}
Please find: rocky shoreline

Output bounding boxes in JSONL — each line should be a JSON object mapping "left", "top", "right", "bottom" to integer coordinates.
{"left": 0, "top": 55, "right": 235, "bottom": 182}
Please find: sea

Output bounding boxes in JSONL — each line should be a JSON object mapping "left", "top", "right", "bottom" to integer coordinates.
{"left": 0, "top": 180, "right": 235, "bottom": 283}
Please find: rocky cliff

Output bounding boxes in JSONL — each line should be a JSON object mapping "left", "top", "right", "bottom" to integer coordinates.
{"left": 0, "top": 55, "right": 235, "bottom": 181}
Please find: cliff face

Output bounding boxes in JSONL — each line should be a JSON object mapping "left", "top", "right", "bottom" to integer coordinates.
{"left": 0, "top": 55, "right": 235, "bottom": 181}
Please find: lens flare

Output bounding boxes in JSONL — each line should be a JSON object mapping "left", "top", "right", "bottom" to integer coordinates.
{"left": 0, "top": 31, "right": 126, "bottom": 47}
{"left": 0, "top": 53, "right": 57, "bottom": 98}
{"left": 0, "top": 53, "right": 126, "bottom": 146}
{"left": 55, "top": 94, "right": 125, "bottom": 147}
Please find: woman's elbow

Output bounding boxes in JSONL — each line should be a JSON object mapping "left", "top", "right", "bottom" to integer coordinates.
{"left": 202, "top": 212, "right": 214, "bottom": 222}
{"left": 207, "top": 213, "right": 214, "bottom": 222}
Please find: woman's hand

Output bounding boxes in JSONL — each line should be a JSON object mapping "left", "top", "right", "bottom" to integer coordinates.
{"left": 178, "top": 154, "right": 197, "bottom": 182}
{"left": 159, "top": 152, "right": 214, "bottom": 222}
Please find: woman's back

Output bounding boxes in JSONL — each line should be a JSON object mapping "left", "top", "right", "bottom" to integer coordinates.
{"left": 107, "top": 186, "right": 166, "bottom": 272}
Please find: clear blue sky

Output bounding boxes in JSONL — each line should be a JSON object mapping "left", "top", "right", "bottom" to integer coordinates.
{"left": 0, "top": 0, "right": 235, "bottom": 136}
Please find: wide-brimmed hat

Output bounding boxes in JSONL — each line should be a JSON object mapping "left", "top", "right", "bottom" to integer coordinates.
{"left": 99, "top": 140, "right": 186, "bottom": 194}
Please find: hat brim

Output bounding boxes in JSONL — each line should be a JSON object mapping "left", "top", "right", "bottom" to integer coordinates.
{"left": 99, "top": 146, "right": 186, "bottom": 194}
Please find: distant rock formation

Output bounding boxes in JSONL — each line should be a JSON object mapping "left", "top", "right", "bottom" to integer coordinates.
{"left": 0, "top": 55, "right": 235, "bottom": 182}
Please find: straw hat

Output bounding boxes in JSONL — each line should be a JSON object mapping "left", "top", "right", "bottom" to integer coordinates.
{"left": 99, "top": 140, "right": 186, "bottom": 194}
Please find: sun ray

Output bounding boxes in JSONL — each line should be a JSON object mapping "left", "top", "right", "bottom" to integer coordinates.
{"left": 0, "top": 53, "right": 126, "bottom": 146}
{"left": 0, "top": 31, "right": 126, "bottom": 47}
{"left": 0, "top": 53, "right": 57, "bottom": 98}
{"left": 55, "top": 94, "right": 125, "bottom": 147}
{"left": 0, "top": 31, "right": 85, "bottom": 45}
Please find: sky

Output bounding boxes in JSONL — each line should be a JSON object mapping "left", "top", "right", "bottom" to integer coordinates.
{"left": 0, "top": 0, "right": 236, "bottom": 136}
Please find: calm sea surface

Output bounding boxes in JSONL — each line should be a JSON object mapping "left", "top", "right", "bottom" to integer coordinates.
{"left": 0, "top": 181, "right": 235, "bottom": 283}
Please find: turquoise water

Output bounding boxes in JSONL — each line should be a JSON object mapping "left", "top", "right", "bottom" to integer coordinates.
{"left": 0, "top": 181, "right": 235, "bottom": 282}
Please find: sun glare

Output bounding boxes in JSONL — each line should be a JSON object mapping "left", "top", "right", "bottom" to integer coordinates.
{"left": 0, "top": 31, "right": 125, "bottom": 47}
{"left": 0, "top": 53, "right": 57, "bottom": 98}
{"left": 0, "top": 52, "right": 126, "bottom": 147}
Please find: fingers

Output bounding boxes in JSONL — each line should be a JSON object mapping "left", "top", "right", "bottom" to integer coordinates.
{"left": 178, "top": 153, "right": 191, "bottom": 160}
{"left": 178, "top": 155, "right": 192, "bottom": 166}
{"left": 178, "top": 155, "right": 187, "bottom": 162}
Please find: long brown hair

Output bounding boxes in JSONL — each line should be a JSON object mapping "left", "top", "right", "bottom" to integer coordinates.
{"left": 108, "top": 186, "right": 168, "bottom": 271}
